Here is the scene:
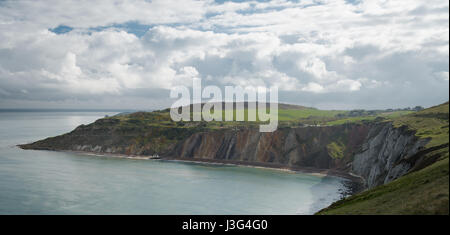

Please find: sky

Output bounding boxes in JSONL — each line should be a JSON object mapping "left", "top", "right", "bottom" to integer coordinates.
{"left": 0, "top": 0, "right": 448, "bottom": 110}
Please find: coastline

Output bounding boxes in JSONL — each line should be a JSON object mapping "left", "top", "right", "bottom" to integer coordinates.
{"left": 163, "top": 157, "right": 363, "bottom": 182}
{"left": 18, "top": 145, "right": 364, "bottom": 184}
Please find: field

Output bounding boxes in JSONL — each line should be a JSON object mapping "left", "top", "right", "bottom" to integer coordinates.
{"left": 110, "top": 103, "right": 417, "bottom": 130}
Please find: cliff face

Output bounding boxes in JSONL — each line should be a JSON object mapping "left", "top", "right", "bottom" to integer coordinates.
{"left": 352, "top": 123, "right": 429, "bottom": 188}
{"left": 167, "top": 123, "right": 429, "bottom": 188}
{"left": 19, "top": 119, "right": 430, "bottom": 188}
{"left": 167, "top": 125, "right": 370, "bottom": 170}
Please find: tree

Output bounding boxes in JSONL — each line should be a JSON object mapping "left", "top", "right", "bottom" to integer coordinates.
{"left": 413, "top": 106, "right": 424, "bottom": 111}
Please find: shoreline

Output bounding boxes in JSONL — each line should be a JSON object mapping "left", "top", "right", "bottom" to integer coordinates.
{"left": 162, "top": 157, "right": 363, "bottom": 182}
{"left": 18, "top": 146, "right": 364, "bottom": 183}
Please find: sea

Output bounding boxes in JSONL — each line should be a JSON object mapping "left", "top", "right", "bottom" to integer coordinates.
{"left": 0, "top": 110, "right": 351, "bottom": 214}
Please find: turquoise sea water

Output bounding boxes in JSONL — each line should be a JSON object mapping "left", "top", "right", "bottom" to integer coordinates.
{"left": 0, "top": 111, "right": 350, "bottom": 214}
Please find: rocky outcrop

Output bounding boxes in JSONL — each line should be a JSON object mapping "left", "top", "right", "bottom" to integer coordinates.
{"left": 352, "top": 123, "right": 429, "bottom": 188}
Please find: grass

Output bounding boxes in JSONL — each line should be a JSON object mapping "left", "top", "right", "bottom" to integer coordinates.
{"left": 113, "top": 104, "right": 416, "bottom": 130}
{"left": 325, "top": 116, "right": 378, "bottom": 126}
{"left": 391, "top": 102, "right": 449, "bottom": 147}
{"left": 277, "top": 108, "right": 346, "bottom": 121}
{"left": 317, "top": 102, "right": 449, "bottom": 215}
{"left": 317, "top": 152, "right": 449, "bottom": 215}
{"left": 380, "top": 110, "right": 414, "bottom": 118}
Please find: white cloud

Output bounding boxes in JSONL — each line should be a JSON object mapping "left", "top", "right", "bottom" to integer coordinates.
{"left": 0, "top": 0, "right": 207, "bottom": 28}
{"left": 434, "top": 71, "right": 449, "bottom": 81}
{"left": 298, "top": 57, "right": 340, "bottom": 82}
{"left": 0, "top": 0, "right": 448, "bottom": 109}
{"left": 302, "top": 82, "right": 325, "bottom": 93}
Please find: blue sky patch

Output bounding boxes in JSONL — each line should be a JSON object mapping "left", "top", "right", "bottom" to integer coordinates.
{"left": 88, "top": 21, "right": 152, "bottom": 37}
{"left": 49, "top": 25, "right": 73, "bottom": 34}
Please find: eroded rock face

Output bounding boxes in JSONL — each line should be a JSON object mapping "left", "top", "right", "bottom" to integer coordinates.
{"left": 20, "top": 122, "right": 370, "bottom": 170}
{"left": 351, "top": 123, "right": 429, "bottom": 188}
{"left": 166, "top": 125, "right": 370, "bottom": 170}
{"left": 19, "top": 119, "right": 430, "bottom": 189}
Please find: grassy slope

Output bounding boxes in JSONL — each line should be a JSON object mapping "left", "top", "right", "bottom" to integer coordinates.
{"left": 325, "top": 111, "right": 414, "bottom": 126}
{"left": 392, "top": 102, "right": 449, "bottom": 147}
{"left": 317, "top": 154, "right": 448, "bottom": 215}
{"left": 112, "top": 104, "right": 413, "bottom": 129}
{"left": 317, "top": 102, "right": 449, "bottom": 215}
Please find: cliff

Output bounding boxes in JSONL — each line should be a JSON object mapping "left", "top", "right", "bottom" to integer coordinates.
{"left": 317, "top": 102, "right": 449, "bottom": 214}
{"left": 20, "top": 121, "right": 369, "bottom": 170}
{"left": 167, "top": 124, "right": 369, "bottom": 171}
{"left": 18, "top": 102, "right": 449, "bottom": 214}
{"left": 19, "top": 119, "right": 429, "bottom": 188}
{"left": 352, "top": 123, "right": 429, "bottom": 188}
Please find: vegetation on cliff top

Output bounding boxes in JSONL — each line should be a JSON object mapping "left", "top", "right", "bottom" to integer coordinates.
{"left": 318, "top": 102, "right": 449, "bottom": 215}
{"left": 22, "top": 102, "right": 428, "bottom": 161}
{"left": 108, "top": 103, "right": 415, "bottom": 130}
{"left": 392, "top": 102, "right": 449, "bottom": 147}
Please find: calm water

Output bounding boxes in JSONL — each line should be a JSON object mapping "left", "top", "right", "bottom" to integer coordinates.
{"left": 0, "top": 111, "right": 350, "bottom": 214}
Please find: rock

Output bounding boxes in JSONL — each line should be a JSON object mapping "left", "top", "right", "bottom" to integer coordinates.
{"left": 351, "top": 123, "right": 429, "bottom": 188}
{"left": 19, "top": 118, "right": 431, "bottom": 190}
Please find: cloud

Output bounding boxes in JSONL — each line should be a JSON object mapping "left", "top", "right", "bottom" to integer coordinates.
{"left": 434, "top": 71, "right": 449, "bottom": 81}
{"left": 0, "top": 0, "right": 448, "bottom": 109}
{"left": 0, "top": 0, "right": 207, "bottom": 28}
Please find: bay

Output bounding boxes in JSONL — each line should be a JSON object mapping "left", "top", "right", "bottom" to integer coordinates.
{"left": 0, "top": 111, "right": 349, "bottom": 214}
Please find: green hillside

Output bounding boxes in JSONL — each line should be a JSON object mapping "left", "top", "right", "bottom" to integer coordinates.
{"left": 317, "top": 102, "right": 449, "bottom": 215}
{"left": 110, "top": 103, "right": 415, "bottom": 129}
{"left": 392, "top": 102, "right": 449, "bottom": 147}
